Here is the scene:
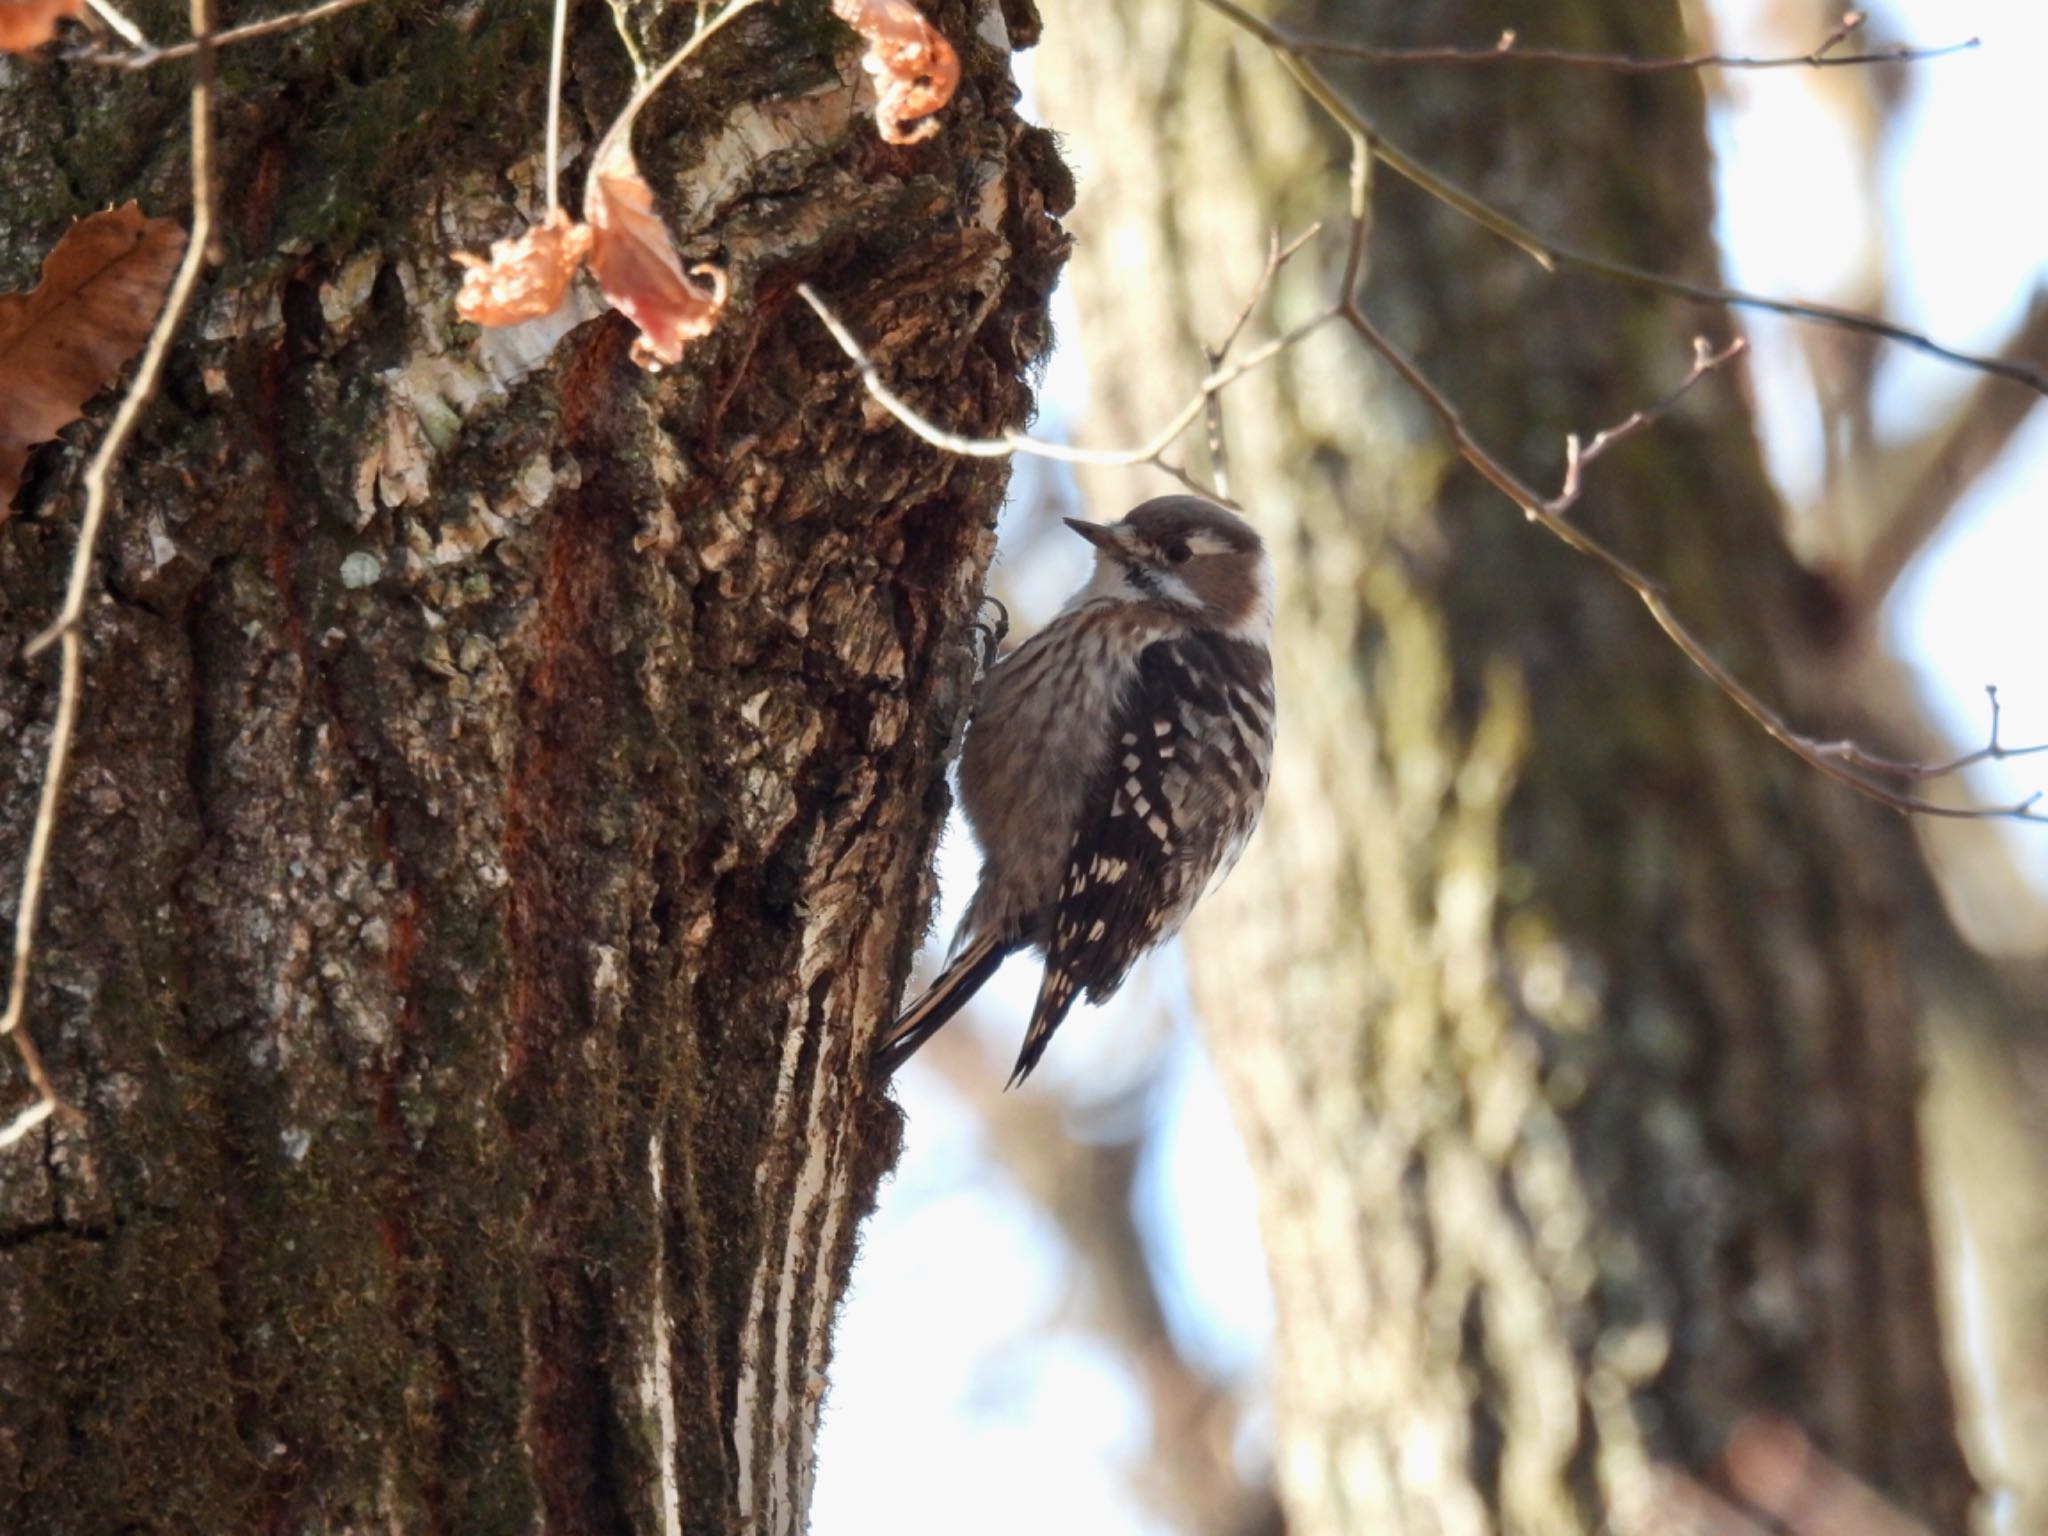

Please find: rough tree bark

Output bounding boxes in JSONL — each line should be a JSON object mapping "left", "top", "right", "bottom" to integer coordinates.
{"left": 0, "top": 1, "right": 1065, "bottom": 1530}
{"left": 1037, "top": 1, "right": 1982, "bottom": 1531}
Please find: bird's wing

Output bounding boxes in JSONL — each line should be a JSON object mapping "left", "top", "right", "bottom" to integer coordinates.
{"left": 1009, "top": 631, "right": 1273, "bottom": 1085}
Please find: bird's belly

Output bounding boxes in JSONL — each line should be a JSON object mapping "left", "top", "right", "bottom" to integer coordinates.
{"left": 958, "top": 613, "right": 1143, "bottom": 934}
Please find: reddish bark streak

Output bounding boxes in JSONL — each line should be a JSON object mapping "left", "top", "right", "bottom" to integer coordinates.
{"left": 500, "top": 325, "right": 642, "bottom": 1531}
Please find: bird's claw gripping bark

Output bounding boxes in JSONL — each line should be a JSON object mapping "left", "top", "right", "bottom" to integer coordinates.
{"left": 969, "top": 592, "right": 1010, "bottom": 676}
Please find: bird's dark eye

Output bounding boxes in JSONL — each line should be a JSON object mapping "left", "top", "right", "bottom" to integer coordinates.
{"left": 1162, "top": 540, "right": 1192, "bottom": 564}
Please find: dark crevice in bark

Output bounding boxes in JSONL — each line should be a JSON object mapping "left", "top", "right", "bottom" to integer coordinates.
{"left": 0, "top": 1218, "right": 113, "bottom": 1248}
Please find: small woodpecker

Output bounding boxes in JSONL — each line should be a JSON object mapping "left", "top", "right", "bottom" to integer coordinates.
{"left": 874, "top": 496, "right": 1277, "bottom": 1086}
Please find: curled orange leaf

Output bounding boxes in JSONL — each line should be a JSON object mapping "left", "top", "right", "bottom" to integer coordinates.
{"left": 831, "top": 0, "right": 960, "bottom": 145}
{"left": 452, "top": 209, "right": 594, "bottom": 327}
{"left": 0, "top": 0, "right": 86, "bottom": 52}
{"left": 1, "top": 202, "right": 186, "bottom": 514}
{"left": 584, "top": 141, "right": 727, "bottom": 371}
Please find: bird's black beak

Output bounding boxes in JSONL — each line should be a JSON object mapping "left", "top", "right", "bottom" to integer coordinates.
{"left": 1063, "top": 517, "right": 1121, "bottom": 553}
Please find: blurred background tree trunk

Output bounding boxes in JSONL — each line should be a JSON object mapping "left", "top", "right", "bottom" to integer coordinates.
{"left": 0, "top": 2, "right": 1064, "bottom": 1531}
{"left": 1034, "top": 1, "right": 2041, "bottom": 1531}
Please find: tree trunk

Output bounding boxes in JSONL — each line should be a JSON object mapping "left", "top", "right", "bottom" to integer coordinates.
{"left": 0, "top": 2, "right": 1065, "bottom": 1530}
{"left": 1035, "top": 1, "right": 1977, "bottom": 1531}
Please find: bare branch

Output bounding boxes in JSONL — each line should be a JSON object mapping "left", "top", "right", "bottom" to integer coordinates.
{"left": 546, "top": 0, "right": 570, "bottom": 212}
{"left": 809, "top": 149, "right": 2047, "bottom": 828}
{"left": 0, "top": 632, "right": 77, "bottom": 1146}
{"left": 1204, "top": 223, "right": 1321, "bottom": 503}
{"left": 83, "top": 0, "right": 149, "bottom": 48}
{"left": 90, "top": 0, "right": 373, "bottom": 66}
{"left": 1547, "top": 335, "right": 1747, "bottom": 512}
{"left": 26, "top": 100, "right": 216, "bottom": 656}
{"left": 1270, "top": 10, "right": 1979, "bottom": 76}
{"left": 1164, "top": 0, "right": 2048, "bottom": 823}
{"left": 799, "top": 281, "right": 1338, "bottom": 506}
{"left": 1212, "top": 223, "right": 1321, "bottom": 369}
{"left": 1843, "top": 288, "right": 2048, "bottom": 615}
{"left": 586, "top": 0, "right": 771, "bottom": 205}
{"left": 1147, "top": 456, "right": 1212, "bottom": 500}
{"left": 1196, "top": 0, "right": 2048, "bottom": 398}
{"left": 4, "top": 0, "right": 219, "bottom": 1148}
{"left": 1810, "top": 686, "right": 2048, "bottom": 784}
{"left": 1340, "top": 298, "right": 2048, "bottom": 824}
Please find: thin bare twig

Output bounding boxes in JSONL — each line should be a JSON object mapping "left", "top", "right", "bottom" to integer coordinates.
{"left": 1547, "top": 335, "right": 1748, "bottom": 512}
{"left": 1204, "top": 223, "right": 1321, "bottom": 502}
{"left": 545, "top": 0, "right": 570, "bottom": 211}
{"left": 0, "top": 629, "right": 78, "bottom": 1147}
{"left": 1810, "top": 686, "right": 2048, "bottom": 784}
{"left": 1196, "top": 0, "right": 2048, "bottom": 398}
{"left": 26, "top": 106, "right": 216, "bottom": 659}
{"left": 1213, "top": 224, "right": 1323, "bottom": 364}
{"left": 812, "top": 72, "right": 2046, "bottom": 825}
{"left": 1278, "top": 10, "right": 1979, "bottom": 75}
{"left": 4, "top": 0, "right": 219, "bottom": 1149}
{"left": 83, "top": 0, "right": 149, "bottom": 48}
{"left": 1340, "top": 297, "right": 2047, "bottom": 823}
{"left": 1148, "top": 456, "right": 1211, "bottom": 500}
{"left": 799, "top": 281, "right": 1337, "bottom": 505}
{"left": 93, "top": 0, "right": 374, "bottom": 66}
{"left": 1160, "top": 0, "right": 2048, "bottom": 822}
{"left": 586, "top": 0, "right": 769, "bottom": 198}
{"left": 1198, "top": 419, "right": 1230, "bottom": 504}
{"left": 1843, "top": 288, "right": 2048, "bottom": 616}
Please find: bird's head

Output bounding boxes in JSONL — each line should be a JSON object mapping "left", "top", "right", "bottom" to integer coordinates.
{"left": 1064, "top": 496, "right": 1273, "bottom": 642}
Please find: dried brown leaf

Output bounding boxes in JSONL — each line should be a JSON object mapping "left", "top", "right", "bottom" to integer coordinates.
{"left": 0, "top": 0, "right": 86, "bottom": 52}
{"left": 0, "top": 202, "right": 187, "bottom": 514}
{"left": 831, "top": 0, "right": 960, "bottom": 145}
{"left": 583, "top": 141, "right": 727, "bottom": 371}
{"left": 452, "top": 209, "right": 595, "bottom": 327}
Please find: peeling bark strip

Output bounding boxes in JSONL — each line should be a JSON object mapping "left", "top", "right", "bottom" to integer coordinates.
{"left": 0, "top": 1, "right": 1067, "bottom": 1531}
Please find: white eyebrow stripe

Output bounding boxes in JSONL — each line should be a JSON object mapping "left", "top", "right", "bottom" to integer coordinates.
{"left": 1184, "top": 532, "right": 1236, "bottom": 555}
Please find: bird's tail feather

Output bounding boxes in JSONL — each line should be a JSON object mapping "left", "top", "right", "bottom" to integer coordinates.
{"left": 1006, "top": 964, "right": 1082, "bottom": 1090}
{"left": 871, "top": 929, "right": 1012, "bottom": 1082}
